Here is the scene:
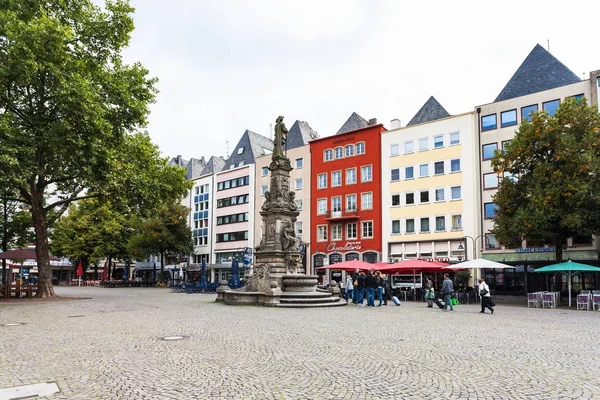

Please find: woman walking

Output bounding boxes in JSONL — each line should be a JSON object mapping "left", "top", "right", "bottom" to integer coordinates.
{"left": 345, "top": 274, "right": 354, "bottom": 303}
{"left": 478, "top": 278, "right": 494, "bottom": 314}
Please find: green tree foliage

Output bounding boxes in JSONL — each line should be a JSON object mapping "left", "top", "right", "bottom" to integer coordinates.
{"left": 128, "top": 202, "right": 193, "bottom": 272}
{"left": 0, "top": 1, "right": 191, "bottom": 296}
{"left": 1, "top": 191, "right": 34, "bottom": 284}
{"left": 491, "top": 97, "right": 600, "bottom": 262}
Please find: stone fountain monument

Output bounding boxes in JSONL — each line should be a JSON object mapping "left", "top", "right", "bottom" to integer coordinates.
{"left": 217, "top": 116, "right": 345, "bottom": 307}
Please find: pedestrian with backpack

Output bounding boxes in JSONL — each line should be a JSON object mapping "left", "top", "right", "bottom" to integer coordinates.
{"left": 478, "top": 278, "right": 494, "bottom": 314}
{"left": 442, "top": 273, "right": 454, "bottom": 311}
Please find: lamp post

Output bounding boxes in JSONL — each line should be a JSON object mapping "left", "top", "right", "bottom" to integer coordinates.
{"left": 457, "top": 235, "right": 484, "bottom": 284}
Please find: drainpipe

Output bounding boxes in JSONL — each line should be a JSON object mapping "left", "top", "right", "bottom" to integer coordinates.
{"left": 476, "top": 107, "right": 483, "bottom": 283}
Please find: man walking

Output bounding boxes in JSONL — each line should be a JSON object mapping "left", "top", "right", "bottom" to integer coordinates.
{"left": 441, "top": 273, "right": 454, "bottom": 311}
{"left": 478, "top": 278, "right": 494, "bottom": 314}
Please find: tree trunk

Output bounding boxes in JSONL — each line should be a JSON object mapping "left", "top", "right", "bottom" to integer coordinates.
{"left": 161, "top": 252, "right": 164, "bottom": 272}
{"left": 554, "top": 233, "right": 564, "bottom": 292}
{"left": 30, "top": 196, "right": 55, "bottom": 298}
{"left": 2, "top": 197, "right": 8, "bottom": 285}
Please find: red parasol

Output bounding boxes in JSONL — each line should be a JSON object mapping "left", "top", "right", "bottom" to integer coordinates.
{"left": 101, "top": 261, "right": 108, "bottom": 281}
{"left": 315, "top": 259, "right": 375, "bottom": 272}
{"left": 76, "top": 261, "right": 83, "bottom": 277}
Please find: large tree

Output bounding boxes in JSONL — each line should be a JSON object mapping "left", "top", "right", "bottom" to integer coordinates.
{"left": 0, "top": 0, "right": 191, "bottom": 297}
{"left": 491, "top": 97, "right": 600, "bottom": 264}
{"left": 1, "top": 190, "right": 34, "bottom": 284}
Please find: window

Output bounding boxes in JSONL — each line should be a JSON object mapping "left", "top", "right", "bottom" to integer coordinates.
{"left": 543, "top": 99, "right": 560, "bottom": 116}
{"left": 261, "top": 185, "right": 268, "bottom": 195}
{"left": 388, "top": 168, "right": 399, "bottom": 182}
{"left": 317, "top": 199, "right": 327, "bottom": 215}
{"left": 334, "top": 147, "right": 343, "bottom": 159}
{"left": 261, "top": 166, "right": 269, "bottom": 176}
{"left": 195, "top": 186, "right": 200, "bottom": 195}
{"left": 435, "top": 188, "right": 445, "bottom": 201}
{"left": 434, "top": 161, "right": 444, "bottom": 175}
{"left": 573, "top": 93, "right": 585, "bottom": 102}
{"left": 501, "top": 109, "right": 517, "bottom": 127}
{"left": 482, "top": 143, "right": 498, "bottom": 160}
{"left": 362, "top": 221, "right": 373, "bottom": 238}
{"left": 295, "top": 221, "right": 303, "bottom": 236}
{"left": 355, "top": 142, "right": 365, "bottom": 154}
{"left": 361, "top": 165, "right": 372, "bottom": 182}
{"left": 324, "top": 149, "right": 333, "bottom": 161}
{"left": 317, "top": 173, "right": 327, "bottom": 189}
{"left": 484, "top": 203, "right": 498, "bottom": 219}
{"left": 420, "top": 190, "right": 429, "bottom": 203}
{"left": 295, "top": 179, "right": 303, "bottom": 190}
{"left": 452, "top": 215, "right": 462, "bottom": 230}
{"left": 237, "top": 147, "right": 244, "bottom": 154}
{"left": 406, "top": 219, "right": 415, "bottom": 233}
{"left": 420, "top": 217, "right": 430, "bottom": 233}
{"left": 392, "top": 194, "right": 400, "bottom": 206}
{"left": 521, "top": 104, "right": 538, "bottom": 122}
{"left": 295, "top": 199, "right": 303, "bottom": 210}
{"left": 436, "top": 216, "right": 445, "bottom": 232}
{"left": 405, "top": 166, "right": 414, "bottom": 179}
{"left": 330, "top": 171, "right": 341, "bottom": 187}
{"left": 502, "top": 140, "right": 511, "bottom": 152}
{"left": 317, "top": 225, "right": 328, "bottom": 241}
{"left": 361, "top": 192, "right": 373, "bottom": 210}
{"left": 295, "top": 158, "right": 304, "bottom": 169}
{"left": 345, "top": 145, "right": 354, "bottom": 157}
{"left": 346, "top": 194, "right": 357, "bottom": 211}
{"left": 216, "top": 230, "right": 248, "bottom": 242}
{"left": 449, "top": 132, "right": 460, "bottom": 145}
{"left": 237, "top": 161, "right": 245, "bottom": 167}
{"left": 346, "top": 168, "right": 357, "bottom": 185}
{"left": 404, "top": 141, "right": 414, "bottom": 154}
{"left": 481, "top": 114, "right": 497, "bottom": 131}
{"left": 405, "top": 192, "right": 415, "bottom": 205}
{"left": 332, "top": 224, "right": 342, "bottom": 240}
{"left": 483, "top": 173, "right": 499, "bottom": 189}
{"left": 450, "top": 159, "right": 460, "bottom": 172}
{"left": 390, "top": 144, "right": 400, "bottom": 156}
{"left": 419, "top": 164, "right": 429, "bottom": 177}
{"left": 434, "top": 135, "right": 444, "bottom": 148}
{"left": 451, "top": 186, "right": 461, "bottom": 200}
{"left": 392, "top": 220, "right": 401, "bottom": 234}
{"left": 347, "top": 223, "right": 357, "bottom": 239}
{"left": 331, "top": 196, "right": 342, "bottom": 212}
{"left": 486, "top": 233, "right": 500, "bottom": 249}
{"left": 419, "top": 138, "right": 428, "bottom": 151}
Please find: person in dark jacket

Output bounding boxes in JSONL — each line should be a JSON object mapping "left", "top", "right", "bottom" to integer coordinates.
{"left": 375, "top": 271, "right": 384, "bottom": 306}
{"left": 351, "top": 269, "right": 360, "bottom": 303}
{"left": 365, "top": 271, "right": 377, "bottom": 307}
{"left": 382, "top": 275, "right": 390, "bottom": 305}
{"left": 441, "top": 273, "right": 454, "bottom": 311}
{"left": 356, "top": 271, "right": 366, "bottom": 306}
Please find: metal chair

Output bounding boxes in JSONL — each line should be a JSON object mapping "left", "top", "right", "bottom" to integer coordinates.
{"left": 542, "top": 293, "right": 556, "bottom": 309}
{"left": 576, "top": 293, "right": 591, "bottom": 311}
{"left": 527, "top": 292, "right": 540, "bottom": 308}
{"left": 592, "top": 291, "right": 600, "bottom": 311}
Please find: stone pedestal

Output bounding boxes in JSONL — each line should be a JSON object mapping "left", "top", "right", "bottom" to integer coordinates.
{"left": 215, "top": 280, "right": 230, "bottom": 303}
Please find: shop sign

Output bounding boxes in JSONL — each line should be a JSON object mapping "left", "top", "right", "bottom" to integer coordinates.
{"left": 514, "top": 247, "right": 556, "bottom": 253}
{"left": 326, "top": 241, "right": 362, "bottom": 252}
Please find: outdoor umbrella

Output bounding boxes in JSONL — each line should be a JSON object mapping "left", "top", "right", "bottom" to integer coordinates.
{"left": 444, "top": 258, "right": 515, "bottom": 270}
{"left": 378, "top": 259, "right": 450, "bottom": 290}
{"left": 76, "top": 261, "right": 83, "bottom": 286}
{"left": 534, "top": 260, "right": 600, "bottom": 307}
{"left": 200, "top": 259, "right": 208, "bottom": 288}
{"left": 101, "top": 262, "right": 108, "bottom": 281}
{"left": 315, "top": 259, "right": 374, "bottom": 272}
{"left": 230, "top": 257, "right": 240, "bottom": 288}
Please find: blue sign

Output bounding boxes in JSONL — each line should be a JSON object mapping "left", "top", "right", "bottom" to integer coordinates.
{"left": 22, "top": 269, "right": 29, "bottom": 275}
{"left": 243, "top": 248, "right": 253, "bottom": 265}
{"left": 299, "top": 244, "right": 306, "bottom": 254}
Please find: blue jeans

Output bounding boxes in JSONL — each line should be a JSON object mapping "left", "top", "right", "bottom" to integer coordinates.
{"left": 444, "top": 294, "right": 454, "bottom": 311}
{"left": 366, "top": 288, "right": 375, "bottom": 306}
{"left": 377, "top": 287, "right": 383, "bottom": 305}
{"left": 356, "top": 288, "right": 364, "bottom": 305}
{"left": 346, "top": 289, "right": 353, "bottom": 302}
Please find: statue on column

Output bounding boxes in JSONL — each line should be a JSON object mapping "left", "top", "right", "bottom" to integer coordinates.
{"left": 273, "top": 116, "right": 288, "bottom": 160}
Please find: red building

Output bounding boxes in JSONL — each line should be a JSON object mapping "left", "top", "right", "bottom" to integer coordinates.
{"left": 309, "top": 114, "right": 385, "bottom": 282}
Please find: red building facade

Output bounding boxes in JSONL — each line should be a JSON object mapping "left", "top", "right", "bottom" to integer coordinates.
{"left": 309, "top": 124, "right": 385, "bottom": 282}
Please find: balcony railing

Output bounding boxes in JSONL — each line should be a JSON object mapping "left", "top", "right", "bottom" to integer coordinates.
{"left": 324, "top": 209, "right": 360, "bottom": 221}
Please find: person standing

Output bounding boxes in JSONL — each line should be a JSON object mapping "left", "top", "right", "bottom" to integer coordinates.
{"left": 478, "top": 278, "right": 494, "bottom": 314}
{"left": 365, "top": 271, "right": 377, "bottom": 307}
{"left": 356, "top": 271, "right": 366, "bottom": 306}
{"left": 425, "top": 277, "right": 434, "bottom": 308}
{"left": 345, "top": 274, "right": 354, "bottom": 304}
{"left": 382, "top": 274, "right": 390, "bottom": 305}
{"left": 441, "top": 273, "right": 454, "bottom": 311}
{"left": 375, "top": 271, "right": 384, "bottom": 306}
{"left": 351, "top": 269, "right": 360, "bottom": 304}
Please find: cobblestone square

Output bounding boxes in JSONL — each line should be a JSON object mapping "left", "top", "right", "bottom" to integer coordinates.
{"left": 1, "top": 287, "right": 598, "bottom": 400}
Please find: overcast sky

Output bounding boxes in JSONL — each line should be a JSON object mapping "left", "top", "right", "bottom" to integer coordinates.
{"left": 118, "top": 0, "right": 599, "bottom": 161}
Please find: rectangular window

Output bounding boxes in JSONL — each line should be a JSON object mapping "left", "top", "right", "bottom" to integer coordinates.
{"left": 392, "top": 220, "right": 401, "bottom": 234}
{"left": 295, "top": 178, "right": 303, "bottom": 190}
{"left": 331, "top": 196, "right": 342, "bottom": 212}
{"left": 419, "top": 138, "right": 428, "bottom": 151}
{"left": 390, "top": 144, "right": 400, "bottom": 156}
{"left": 501, "top": 109, "right": 517, "bottom": 127}
{"left": 434, "top": 135, "right": 444, "bottom": 148}
{"left": 391, "top": 168, "right": 400, "bottom": 182}
{"left": 406, "top": 219, "right": 415, "bottom": 233}
{"left": 481, "top": 114, "right": 497, "bottom": 131}
{"left": 332, "top": 224, "right": 342, "bottom": 240}
{"left": 361, "top": 165, "right": 372, "bottom": 182}
{"left": 484, "top": 203, "right": 498, "bottom": 219}
{"left": 317, "top": 225, "right": 328, "bottom": 241}
{"left": 452, "top": 215, "right": 462, "bottom": 230}
{"left": 392, "top": 194, "right": 400, "bottom": 206}
{"left": 345, "top": 145, "right": 354, "bottom": 157}
{"left": 435, "top": 188, "right": 445, "bottom": 201}
{"left": 450, "top": 159, "right": 460, "bottom": 172}
{"left": 502, "top": 140, "right": 511, "bottom": 152}
{"left": 295, "top": 221, "right": 303, "bottom": 236}
{"left": 483, "top": 173, "right": 499, "bottom": 189}
{"left": 543, "top": 99, "right": 560, "bottom": 116}
{"left": 362, "top": 221, "right": 373, "bottom": 238}
{"left": 261, "top": 185, "right": 268, "bottom": 195}
{"left": 261, "top": 167, "right": 269, "bottom": 176}
{"left": 521, "top": 104, "right": 538, "bottom": 122}
{"left": 346, "top": 194, "right": 357, "bottom": 211}
{"left": 317, "top": 199, "right": 327, "bottom": 215}
{"left": 486, "top": 233, "right": 500, "bottom": 249}
{"left": 405, "top": 192, "right": 414, "bottom": 205}
{"left": 404, "top": 141, "right": 414, "bottom": 154}
{"left": 434, "top": 161, "right": 444, "bottom": 175}
{"left": 355, "top": 142, "right": 365, "bottom": 154}
{"left": 317, "top": 173, "right": 327, "bottom": 189}
{"left": 420, "top": 217, "right": 430, "bottom": 233}
{"left": 332, "top": 171, "right": 342, "bottom": 187}
{"left": 482, "top": 143, "right": 498, "bottom": 160}
{"left": 449, "top": 132, "right": 460, "bottom": 145}
{"left": 420, "top": 190, "right": 429, "bottom": 203}
{"left": 436, "top": 216, "right": 445, "bottom": 232}
{"left": 324, "top": 149, "right": 333, "bottom": 161}
{"left": 295, "top": 158, "right": 304, "bottom": 169}
{"left": 346, "top": 168, "right": 357, "bottom": 185}
{"left": 419, "top": 164, "right": 429, "bottom": 177}
{"left": 334, "top": 147, "right": 343, "bottom": 159}
{"left": 405, "top": 166, "right": 414, "bottom": 179}
{"left": 451, "top": 186, "right": 461, "bottom": 200}
{"left": 346, "top": 223, "right": 357, "bottom": 239}
{"left": 361, "top": 192, "right": 373, "bottom": 210}
{"left": 295, "top": 199, "right": 303, "bottom": 210}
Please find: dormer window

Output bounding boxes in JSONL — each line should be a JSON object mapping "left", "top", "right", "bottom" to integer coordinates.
{"left": 237, "top": 147, "right": 244, "bottom": 155}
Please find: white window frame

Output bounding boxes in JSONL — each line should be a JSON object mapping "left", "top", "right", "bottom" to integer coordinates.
{"left": 391, "top": 220, "right": 401, "bottom": 235}
{"left": 331, "top": 170, "right": 342, "bottom": 187}
{"left": 435, "top": 216, "right": 446, "bottom": 232}
{"left": 405, "top": 218, "right": 415, "bottom": 234}
{"left": 317, "top": 173, "right": 327, "bottom": 189}
{"left": 295, "top": 178, "right": 303, "bottom": 190}
{"left": 361, "top": 165, "right": 373, "bottom": 182}
{"left": 332, "top": 224, "right": 342, "bottom": 241}
{"left": 295, "top": 199, "right": 303, "bottom": 210}
{"left": 361, "top": 221, "right": 374, "bottom": 239}
{"left": 346, "top": 168, "right": 357, "bottom": 185}
{"left": 435, "top": 188, "right": 445, "bottom": 202}
{"left": 334, "top": 147, "right": 343, "bottom": 159}
{"left": 317, "top": 198, "right": 327, "bottom": 215}
{"left": 261, "top": 185, "right": 268, "bottom": 195}
{"left": 355, "top": 142, "right": 365, "bottom": 155}
{"left": 418, "top": 138, "right": 428, "bottom": 151}
{"left": 404, "top": 141, "right": 414, "bottom": 154}
{"left": 390, "top": 144, "right": 400, "bottom": 156}
{"left": 419, "top": 163, "right": 429, "bottom": 177}
{"left": 317, "top": 225, "right": 328, "bottom": 241}
{"left": 391, "top": 168, "right": 400, "bottom": 182}
{"left": 331, "top": 196, "right": 342, "bottom": 212}
{"left": 295, "top": 158, "right": 304, "bottom": 169}
{"left": 295, "top": 221, "right": 303, "bottom": 236}
{"left": 420, "top": 217, "right": 430, "bottom": 233}
{"left": 261, "top": 166, "right": 269, "bottom": 177}
{"left": 346, "top": 194, "right": 357, "bottom": 211}
{"left": 361, "top": 192, "right": 373, "bottom": 210}
{"left": 433, "top": 135, "right": 444, "bottom": 148}
{"left": 346, "top": 222, "right": 358, "bottom": 240}
{"left": 452, "top": 214, "right": 463, "bottom": 231}
{"left": 449, "top": 132, "right": 460, "bottom": 145}
{"left": 345, "top": 145, "right": 354, "bottom": 157}
{"left": 451, "top": 186, "right": 462, "bottom": 200}
{"left": 450, "top": 158, "right": 461, "bottom": 173}
{"left": 324, "top": 149, "right": 333, "bottom": 161}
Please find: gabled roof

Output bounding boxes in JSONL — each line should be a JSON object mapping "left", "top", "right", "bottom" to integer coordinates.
{"left": 222, "top": 130, "right": 273, "bottom": 170}
{"left": 286, "top": 120, "right": 318, "bottom": 150}
{"left": 168, "top": 155, "right": 188, "bottom": 168}
{"left": 336, "top": 112, "right": 369, "bottom": 134}
{"left": 186, "top": 157, "right": 207, "bottom": 180}
{"left": 201, "top": 156, "right": 226, "bottom": 176}
{"left": 406, "top": 96, "right": 450, "bottom": 126}
{"left": 494, "top": 44, "right": 581, "bottom": 102}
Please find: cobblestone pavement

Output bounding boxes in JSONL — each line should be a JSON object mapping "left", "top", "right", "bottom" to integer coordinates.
{"left": 1, "top": 287, "right": 599, "bottom": 400}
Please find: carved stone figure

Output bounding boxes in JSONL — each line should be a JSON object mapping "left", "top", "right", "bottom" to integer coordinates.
{"left": 261, "top": 190, "right": 272, "bottom": 211}
{"left": 281, "top": 221, "right": 299, "bottom": 251}
{"left": 288, "top": 192, "right": 298, "bottom": 210}
{"left": 272, "top": 116, "right": 288, "bottom": 159}
{"left": 285, "top": 254, "right": 301, "bottom": 274}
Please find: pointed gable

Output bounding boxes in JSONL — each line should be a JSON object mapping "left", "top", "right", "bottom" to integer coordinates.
{"left": 186, "top": 157, "right": 207, "bottom": 180}
{"left": 286, "top": 120, "right": 319, "bottom": 150}
{"left": 223, "top": 130, "right": 273, "bottom": 170}
{"left": 336, "top": 112, "right": 369, "bottom": 134}
{"left": 494, "top": 44, "right": 581, "bottom": 102}
{"left": 201, "top": 156, "right": 226, "bottom": 176}
{"left": 406, "top": 96, "right": 450, "bottom": 126}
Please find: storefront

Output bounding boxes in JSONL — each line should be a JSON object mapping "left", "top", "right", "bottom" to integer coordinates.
{"left": 312, "top": 246, "right": 381, "bottom": 284}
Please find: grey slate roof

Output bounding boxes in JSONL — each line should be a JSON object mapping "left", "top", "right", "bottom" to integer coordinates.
{"left": 406, "top": 96, "right": 450, "bottom": 126}
{"left": 186, "top": 157, "right": 207, "bottom": 180}
{"left": 222, "top": 130, "right": 273, "bottom": 170}
{"left": 201, "top": 156, "right": 226, "bottom": 176}
{"left": 286, "top": 120, "right": 319, "bottom": 150}
{"left": 494, "top": 44, "right": 581, "bottom": 102}
{"left": 168, "top": 155, "right": 188, "bottom": 168}
{"left": 336, "top": 112, "right": 369, "bottom": 134}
